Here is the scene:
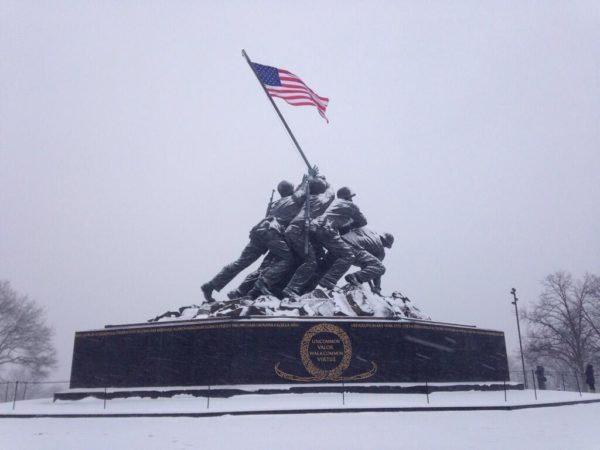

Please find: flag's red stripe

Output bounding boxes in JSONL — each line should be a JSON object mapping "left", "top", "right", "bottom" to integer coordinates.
{"left": 289, "top": 102, "right": 327, "bottom": 111}
{"left": 267, "top": 91, "right": 328, "bottom": 109}
{"left": 277, "top": 94, "right": 329, "bottom": 107}
{"left": 277, "top": 72, "right": 328, "bottom": 101}
{"left": 261, "top": 66, "right": 329, "bottom": 122}
{"left": 278, "top": 80, "right": 328, "bottom": 99}
{"left": 268, "top": 94, "right": 327, "bottom": 113}
{"left": 276, "top": 87, "right": 329, "bottom": 103}
{"left": 269, "top": 92, "right": 327, "bottom": 108}
{"left": 269, "top": 93, "right": 323, "bottom": 103}
{"left": 279, "top": 76, "right": 306, "bottom": 83}
{"left": 268, "top": 86, "right": 329, "bottom": 106}
{"left": 274, "top": 97, "right": 327, "bottom": 114}
{"left": 279, "top": 86, "right": 329, "bottom": 103}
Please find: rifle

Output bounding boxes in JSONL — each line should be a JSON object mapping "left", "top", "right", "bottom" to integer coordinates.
{"left": 265, "top": 189, "right": 275, "bottom": 217}
{"left": 304, "top": 176, "right": 311, "bottom": 255}
{"left": 368, "top": 280, "right": 382, "bottom": 296}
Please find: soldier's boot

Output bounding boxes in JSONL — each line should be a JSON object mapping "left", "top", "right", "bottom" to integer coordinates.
{"left": 312, "top": 276, "right": 335, "bottom": 298}
{"left": 247, "top": 287, "right": 260, "bottom": 300}
{"left": 227, "top": 288, "right": 243, "bottom": 300}
{"left": 311, "top": 286, "right": 333, "bottom": 299}
{"left": 317, "top": 278, "right": 336, "bottom": 290}
{"left": 254, "top": 279, "right": 275, "bottom": 298}
{"left": 201, "top": 282, "right": 216, "bottom": 303}
{"left": 344, "top": 273, "right": 361, "bottom": 287}
{"left": 282, "top": 288, "right": 300, "bottom": 301}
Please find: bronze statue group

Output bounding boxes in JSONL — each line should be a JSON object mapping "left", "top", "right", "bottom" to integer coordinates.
{"left": 201, "top": 169, "right": 394, "bottom": 304}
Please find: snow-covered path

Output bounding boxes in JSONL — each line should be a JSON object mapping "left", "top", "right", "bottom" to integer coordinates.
{"left": 1, "top": 403, "right": 599, "bottom": 450}
{"left": 1, "top": 387, "right": 597, "bottom": 415}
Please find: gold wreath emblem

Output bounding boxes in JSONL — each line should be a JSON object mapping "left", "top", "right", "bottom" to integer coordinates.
{"left": 300, "top": 323, "right": 352, "bottom": 380}
{"left": 275, "top": 323, "right": 377, "bottom": 382}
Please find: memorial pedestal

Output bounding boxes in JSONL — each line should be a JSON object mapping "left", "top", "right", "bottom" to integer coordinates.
{"left": 69, "top": 317, "right": 509, "bottom": 389}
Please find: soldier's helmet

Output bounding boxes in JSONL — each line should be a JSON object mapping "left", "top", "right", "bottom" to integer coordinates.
{"left": 381, "top": 232, "right": 395, "bottom": 248}
{"left": 337, "top": 186, "right": 356, "bottom": 201}
{"left": 277, "top": 180, "right": 294, "bottom": 197}
{"left": 308, "top": 177, "right": 328, "bottom": 195}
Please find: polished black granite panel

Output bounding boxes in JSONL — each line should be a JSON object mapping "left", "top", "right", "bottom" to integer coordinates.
{"left": 70, "top": 318, "right": 509, "bottom": 388}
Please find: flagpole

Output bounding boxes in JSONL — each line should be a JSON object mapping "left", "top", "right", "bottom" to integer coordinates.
{"left": 242, "top": 49, "right": 312, "bottom": 171}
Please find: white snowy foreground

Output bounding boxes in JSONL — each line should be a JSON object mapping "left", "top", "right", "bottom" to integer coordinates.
{"left": 1, "top": 390, "right": 599, "bottom": 450}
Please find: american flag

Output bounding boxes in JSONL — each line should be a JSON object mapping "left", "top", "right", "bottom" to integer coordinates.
{"left": 251, "top": 62, "right": 329, "bottom": 123}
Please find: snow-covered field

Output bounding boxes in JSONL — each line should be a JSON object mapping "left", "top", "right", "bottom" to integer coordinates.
{"left": 2, "top": 403, "right": 600, "bottom": 450}
{"left": 1, "top": 390, "right": 599, "bottom": 449}
{"left": 1, "top": 386, "right": 597, "bottom": 414}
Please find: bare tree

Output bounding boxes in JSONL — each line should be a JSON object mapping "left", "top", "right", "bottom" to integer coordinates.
{"left": 582, "top": 274, "right": 600, "bottom": 351}
{"left": 524, "top": 272, "right": 598, "bottom": 380}
{"left": 0, "top": 280, "right": 57, "bottom": 380}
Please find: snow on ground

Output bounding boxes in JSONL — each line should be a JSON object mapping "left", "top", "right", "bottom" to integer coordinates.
{"left": 0, "top": 390, "right": 599, "bottom": 449}
{"left": 1, "top": 402, "right": 599, "bottom": 450}
{"left": 0, "top": 388, "right": 596, "bottom": 415}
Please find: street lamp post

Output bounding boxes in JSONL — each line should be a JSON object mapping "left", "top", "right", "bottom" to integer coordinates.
{"left": 511, "top": 288, "right": 527, "bottom": 388}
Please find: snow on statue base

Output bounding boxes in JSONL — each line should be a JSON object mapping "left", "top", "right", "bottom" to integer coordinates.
{"left": 150, "top": 285, "right": 429, "bottom": 322}
{"left": 68, "top": 286, "right": 509, "bottom": 389}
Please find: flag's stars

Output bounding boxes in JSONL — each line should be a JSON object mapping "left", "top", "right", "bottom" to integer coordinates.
{"left": 252, "top": 63, "right": 281, "bottom": 86}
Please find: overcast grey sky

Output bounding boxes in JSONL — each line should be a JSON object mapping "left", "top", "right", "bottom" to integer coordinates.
{"left": 1, "top": 1, "right": 599, "bottom": 379}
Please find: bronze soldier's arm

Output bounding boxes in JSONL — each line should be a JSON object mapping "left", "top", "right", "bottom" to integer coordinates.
{"left": 348, "top": 204, "right": 367, "bottom": 230}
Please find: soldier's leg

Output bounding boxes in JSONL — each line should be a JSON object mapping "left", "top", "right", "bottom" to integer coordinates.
{"left": 258, "top": 231, "right": 294, "bottom": 290}
{"left": 207, "top": 239, "right": 266, "bottom": 292}
{"left": 272, "top": 258, "right": 299, "bottom": 297}
{"left": 282, "top": 226, "right": 317, "bottom": 297}
{"left": 304, "top": 240, "right": 330, "bottom": 293}
{"left": 229, "top": 254, "right": 274, "bottom": 298}
{"left": 352, "top": 249, "right": 386, "bottom": 283}
{"left": 316, "top": 227, "right": 356, "bottom": 289}
{"left": 229, "top": 270, "right": 260, "bottom": 299}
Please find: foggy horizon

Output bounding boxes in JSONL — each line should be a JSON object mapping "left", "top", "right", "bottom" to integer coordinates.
{"left": 1, "top": 1, "right": 599, "bottom": 380}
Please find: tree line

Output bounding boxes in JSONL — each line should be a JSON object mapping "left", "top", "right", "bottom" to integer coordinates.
{"left": 0, "top": 280, "right": 57, "bottom": 382}
{"left": 1, "top": 272, "right": 599, "bottom": 388}
{"left": 523, "top": 271, "right": 600, "bottom": 382}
